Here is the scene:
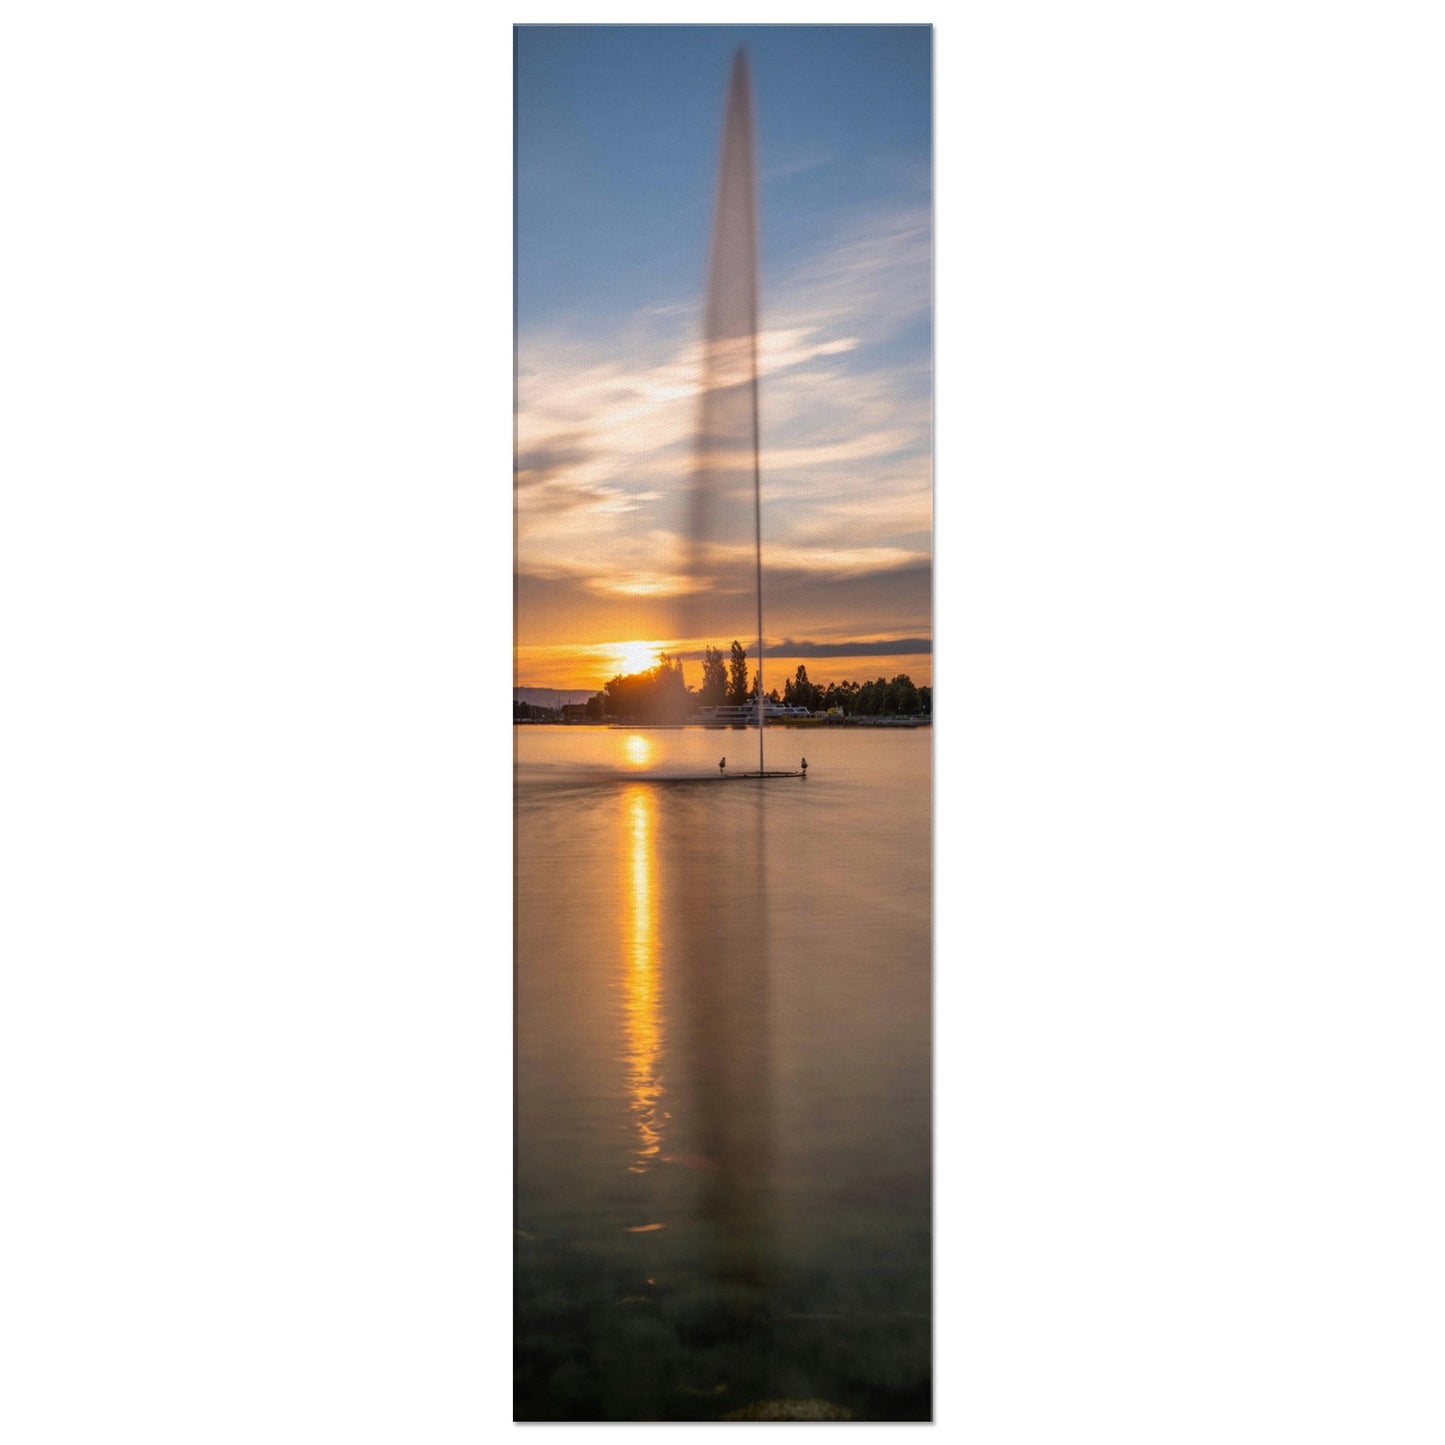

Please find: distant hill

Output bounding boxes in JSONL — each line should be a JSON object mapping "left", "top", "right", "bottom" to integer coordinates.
{"left": 514, "top": 687, "right": 595, "bottom": 708}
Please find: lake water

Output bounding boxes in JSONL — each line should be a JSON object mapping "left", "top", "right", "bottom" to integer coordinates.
{"left": 514, "top": 725, "right": 932, "bottom": 1421}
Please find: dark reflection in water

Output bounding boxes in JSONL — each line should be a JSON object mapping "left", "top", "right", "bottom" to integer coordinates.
{"left": 676, "top": 778, "right": 776, "bottom": 1345}
{"left": 515, "top": 727, "right": 930, "bottom": 1421}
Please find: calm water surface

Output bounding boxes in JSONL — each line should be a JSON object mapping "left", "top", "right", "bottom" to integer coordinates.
{"left": 515, "top": 725, "right": 931, "bottom": 1420}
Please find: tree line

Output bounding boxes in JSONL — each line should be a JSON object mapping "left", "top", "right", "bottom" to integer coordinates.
{"left": 585, "top": 642, "right": 932, "bottom": 722}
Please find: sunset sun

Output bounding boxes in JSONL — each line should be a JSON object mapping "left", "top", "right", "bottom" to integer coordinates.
{"left": 611, "top": 640, "right": 663, "bottom": 678}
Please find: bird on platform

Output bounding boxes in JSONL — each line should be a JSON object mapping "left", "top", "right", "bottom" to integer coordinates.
{"left": 801, "top": 757, "right": 808, "bottom": 774}
{"left": 719, "top": 756, "right": 727, "bottom": 773}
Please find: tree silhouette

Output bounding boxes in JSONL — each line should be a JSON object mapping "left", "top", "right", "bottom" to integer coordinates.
{"left": 599, "top": 653, "right": 693, "bottom": 722}
{"left": 727, "top": 640, "right": 748, "bottom": 706}
{"left": 699, "top": 645, "right": 728, "bottom": 707}
{"left": 784, "top": 663, "right": 819, "bottom": 712}
{"left": 582, "top": 659, "right": 934, "bottom": 722}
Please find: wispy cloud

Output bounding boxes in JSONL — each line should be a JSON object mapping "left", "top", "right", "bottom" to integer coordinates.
{"left": 673, "top": 635, "right": 932, "bottom": 662}
{"left": 762, "top": 144, "right": 832, "bottom": 183}
{"left": 515, "top": 204, "right": 931, "bottom": 658}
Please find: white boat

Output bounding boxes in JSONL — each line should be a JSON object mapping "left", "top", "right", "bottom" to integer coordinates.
{"left": 695, "top": 703, "right": 811, "bottom": 725}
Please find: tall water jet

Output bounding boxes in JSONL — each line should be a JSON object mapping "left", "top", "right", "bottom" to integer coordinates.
{"left": 681, "top": 49, "right": 767, "bottom": 771}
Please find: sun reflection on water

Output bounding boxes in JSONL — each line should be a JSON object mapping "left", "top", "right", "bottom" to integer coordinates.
{"left": 622, "top": 786, "right": 665, "bottom": 1172}
{"left": 622, "top": 733, "right": 654, "bottom": 768}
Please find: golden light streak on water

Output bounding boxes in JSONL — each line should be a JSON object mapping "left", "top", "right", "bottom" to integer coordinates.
{"left": 622, "top": 786, "right": 665, "bottom": 1173}
{"left": 622, "top": 733, "right": 655, "bottom": 768}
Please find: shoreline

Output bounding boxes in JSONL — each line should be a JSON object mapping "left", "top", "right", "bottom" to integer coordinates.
{"left": 513, "top": 717, "right": 932, "bottom": 729}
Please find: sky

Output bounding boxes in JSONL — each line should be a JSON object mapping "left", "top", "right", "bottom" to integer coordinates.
{"left": 515, "top": 24, "right": 932, "bottom": 693}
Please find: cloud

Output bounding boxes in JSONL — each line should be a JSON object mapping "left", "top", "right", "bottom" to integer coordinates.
{"left": 515, "top": 555, "right": 930, "bottom": 650}
{"left": 515, "top": 204, "right": 932, "bottom": 654}
{"left": 514, "top": 432, "right": 593, "bottom": 489}
{"left": 762, "top": 144, "right": 832, "bottom": 183}
{"left": 770, "top": 206, "right": 931, "bottom": 341}
{"left": 519, "top": 480, "right": 613, "bottom": 518}
{"left": 674, "top": 635, "right": 931, "bottom": 662}
{"left": 585, "top": 571, "right": 693, "bottom": 599}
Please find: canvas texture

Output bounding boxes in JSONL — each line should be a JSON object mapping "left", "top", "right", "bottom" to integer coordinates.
{"left": 514, "top": 24, "right": 933, "bottom": 1422}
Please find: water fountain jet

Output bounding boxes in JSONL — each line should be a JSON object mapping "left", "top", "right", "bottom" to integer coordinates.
{"left": 678, "top": 50, "right": 802, "bottom": 781}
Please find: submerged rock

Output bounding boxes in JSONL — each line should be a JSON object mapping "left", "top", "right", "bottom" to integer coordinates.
{"left": 723, "top": 1399, "right": 854, "bottom": 1421}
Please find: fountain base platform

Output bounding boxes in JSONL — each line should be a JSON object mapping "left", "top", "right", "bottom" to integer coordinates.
{"left": 712, "top": 769, "right": 805, "bottom": 780}
{"left": 633, "top": 769, "right": 807, "bottom": 783}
